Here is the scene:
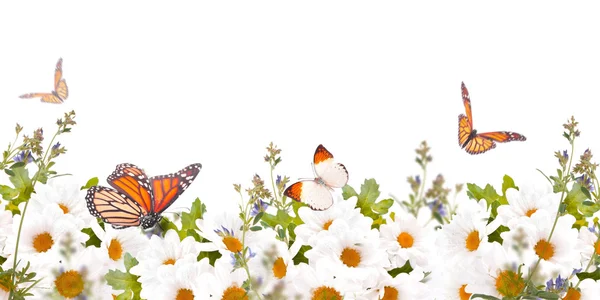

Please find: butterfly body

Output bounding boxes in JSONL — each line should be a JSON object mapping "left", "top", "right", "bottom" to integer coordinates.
{"left": 458, "top": 82, "right": 526, "bottom": 155}
{"left": 86, "top": 163, "right": 201, "bottom": 229}
{"left": 20, "top": 58, "right": 68, "bottom": 104}
{"left": 284, "top": 145, "right": 348, "bottom": 210}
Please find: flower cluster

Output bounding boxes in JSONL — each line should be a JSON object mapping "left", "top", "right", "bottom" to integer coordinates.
{"left": 0, "top": 111, "right": 599, "bottom": 300}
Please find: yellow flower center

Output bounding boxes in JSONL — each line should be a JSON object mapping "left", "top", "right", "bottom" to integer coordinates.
{"left": 323, "top": 220, "right": 333, "bottom": 230}
{"left": 525, "top": 208, "right": 537, "bottom": 217}
{"left": 58, "top": 203, "right": 70, "bottom": 214}
{"left": 396, "top": 232, "right": 414, "bottom": 248}
{"left": 272, "top": 257, "right": 287, "bottom": 279}
{"left": 534, "top": 239, "right": 554, "bottom": 260}
{"left": 312, "top": 286, "right": 342, "bottom": 300}
{"left": 176, "top": 288, "right": 194, "bottom": 300}
{"left": 563, "top": 287, "right": 581, "bottom": 300}
{"left": 465, "top": 230, "right": 480, "bottom": 252}
{"left": 594, "top": 240, "right": 600, "bottom": 256}
{"left": 223, "top": 236, "right": 243, "bottom": 253}
{"left": 222, "top": 285, "right": 248, "bottom": 300}
{"left": 54, "top": 270, "right": 84, "bottom": 298}
{"left": 459, "top": 284, "right": 472, "bottom": 300}
{"left": 495, "top": 270, "right": 524, "bottom": 297}
{"left": 33, "top": 232, "right": 54, "bottom": 253}
{"left": 381, "top": 286, "right": 398, "bottom": 300}
{"left": 340, "top": 247, "right": 360, "bottom": 267}
{"left": 163, "top": 258, "right": 176, "bottom": 265}
{"left": 108, "top": 238, "right": 123, "bottom": 261}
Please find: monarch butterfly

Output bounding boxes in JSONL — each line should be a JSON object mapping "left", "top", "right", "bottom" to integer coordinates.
{"left": 85, "top": 163, "right": 202, "bottom": 229}
{"left": 19, "top": 57, "right": 68, "bottom": 104}
{"left": 284, "top": 144, "right": 348, "bottom": 210}
{"left": 458, "top": 82, "right": 526, "bottom": 155}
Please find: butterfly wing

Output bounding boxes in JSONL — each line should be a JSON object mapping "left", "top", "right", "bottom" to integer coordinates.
{"left": 284, "top": 180, "right": 334, "bottom": 211}
{"left": 107, "top": 163, "right": 153, "bottom": 215}
{"left": 19, "top": 93, "right": 63, "bottom": 104}
{"left": 312, "top": 144, "right": 348, "bottom": 188}
{"left": 85, "top": 186, "right": 143, "bottom": 229}
{"left": 461, "top": 82, "right": 473, "bottom": 128}
{"left": 462, "top": 135, "right": 497, "bottom": 155}
{"left": 458, "top": 114, "right": 473, "bottom": 147}
{"left": 54, "top": 58, "right": 63, "bottom": 90}
{"left": 478, "top": 131, "right": 527, "bottom": 143}
{"left": 149, "top": 163, "right": 202, "bottom": 214}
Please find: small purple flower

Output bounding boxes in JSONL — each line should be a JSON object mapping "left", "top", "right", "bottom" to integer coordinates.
{"left": 250, "top": 199, "right": 268, "bottom": 217}
{"left": 415, "top": 175, "right": 421, "bottom": 185}
{"left": 13, "top": 151, "right": 34, "bottom": 164}
{"left": 427, "top": 199, "right": 447, "bottom": 217}
{"left": 546, "top": 274, "right": 567, "bottom": 293}
{"left": 571, "top": 268, "right": 582, "bottom": 276}
{"left": 562, "top": 150, "right": 568, "bottom": 160}
{"left": 215, "top": 226, "right": 233, "bottom": 237}
{"left": 276, "top": 175, "right": 282, "bottom": 186}
{"left": 52, "top": 142, "right": 61, "bottom": 151}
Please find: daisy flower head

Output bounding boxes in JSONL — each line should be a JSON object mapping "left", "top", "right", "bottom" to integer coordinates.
{"left": 494, "top": 184, "right": 559, "bottom": 230}
{"left": 197, "top": 256, "right": 249, "bottom": 300}
{"left": 29, "top": 176, "right": 94, "bottom": 225}
{"left": 304, "top": 219, "right": 389, "bottom": 284}
{"left": 504, "top": 209, "right": 580, "bottom": 277}
{"left": 196, "top": 210, "right": 249, "bottom": 256}
{"left": 130, "top": 229, "right": 204, "bottom": 298}
{"left": 578, "top": 278, "right": 600, "bottom": 300}
{"left": 436, "top": 199, "right": 496, "bottom": 263}
{"left": 576, "top": 224, "right": 600, "bottom": 273}
{"left": 291, "top": 260, "right": 365, "bottom": 299}
{"left": 3, "top": 204, "right": 87, "bottom": 266}
{"left": 151, "top": 256, "right": 213, "bottom": 300}
{"left": 294, "top": 196, "right": 372, "bottom": 247}
{"left": 90, "top": 221, "right": 149, "bottom": 271}
{"left": 0, "top": 209, "right": 13, "bottom": 251}
{"left": 366, "top": 270, "right": 429, "bottom": 300}
{"left": 379, "top": 212, "right": 431, "bottom": 270}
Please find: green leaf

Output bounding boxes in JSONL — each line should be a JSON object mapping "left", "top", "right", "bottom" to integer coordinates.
{"left": 81, "top": 177, "right": 99, "bottom": 190}
{"left": 292, "top": 245, "right": 311, "bottom": 265}
{"left": 388, "top": 261, "right": 413, "bottom": 277}
{"left": 358, "top": 179, "right": 380, "bottom": 204}
{"left": 533, "top": 291, "right": 560, "bottom": 299}
{"left": 253, "top": 212, "right": 263, "bottom": 225}
{"left": 470, "top": 294, "right": 501, "bottom": 300}
{"left": 466, "top": 183, "right": 499, "bottom": 206}
{"left": 372, "top": 198, "right": 394, "bottom": 214}
{"left": 0, "top": 185, "right": 18, "bottom": 201}
{"left": 564, "top": 182, "right": 600, "bottom": 229}
{"left": 499, "top": 175, "right": 518, "bottom": 205}
{"left": 123, "top": 253, "right": 138, "bottom": 272}
{"left": 341, "top": 184, "right": 358, "bottom": 200}
{"left": 181, "top": 198, "right": 206, "bottom": 232}
{"left": 250, "top": 226, "right": 262, "bottom": 231}
{"left": 9, "top": 167, "right": 31, "bottom": 190}
{"left": 81, "top": 227, "right": 101, "bottom": 247}
{"left": 487, "top": 224, "right": 509, "bottom": 244}
{"left": 577, "top": 268, "right": 600, "bottom": 281}
{"left": 105, "top": 268, "right": 140, "bottom": 295}
{"left": 197, "top": 251, "right": 222, "bottom": 266}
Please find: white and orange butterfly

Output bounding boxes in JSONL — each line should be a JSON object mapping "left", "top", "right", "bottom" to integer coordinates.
{"left": 19, "top": 58, "right": 68, "bottom": 104}
{"left": 284, "top": 144, "right": 349, "bottom": 210}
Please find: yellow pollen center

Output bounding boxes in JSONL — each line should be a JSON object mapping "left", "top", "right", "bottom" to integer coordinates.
{"left": 33, "top": 232, "right": 54, "bottom": 253}
{"left": 339, "top": 247, "right": 361, "bottom": 267}
{"left": 176, "top": 288, "right": 194, "bottom": 300}
{"left": 222, "top": 285, "right": 248, "bottom": 300}
{"left": 54, "top": 270, "right": 84, "bottom": 298}
{"left": 534, "top": 239, "right": 555, "bottom": 260}
{"left": 563, "top": 287, "right": 581, "bottom": 300}
{"left": 594, "top": 240, "right": 600, "bottom": 256}
{"left": 58, "top": 203, "right": 70, "bottom": 214}
{"left": 459, "top": 284, "right": 472, "bottom": 300}
{"left": 495, "top": 270, "right": 524, "bottom": 297}
{"left": 381, "top": 286, "right": 398, "bottom": 300}
{"left": 525, "top": 208, "right": 537, "bottom": 217}
{"left": 397, "top": 232, "right": 414, "bottom": 248}
{"left": 163, "top": 258, "right": 176, "bottom": 265}
{"left": 323, "top": 220, "right": 333, "bottom": 230}
{"left": 272, "top": 257, "right": 287, "bottom": 279}
{"left": 222, "top": 236, "right": 243, "bottom": 253}
{"left": 465, "top": 230, "right": 480, "bottom": 252}
{"left": 312, "top": 286, "right": 342, "bottom": 300}
{"left": 108, "top": 238, "right": 123, "bottom": 261}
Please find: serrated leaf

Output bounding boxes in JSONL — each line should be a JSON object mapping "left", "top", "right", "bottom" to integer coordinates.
{"left": 9, "top": 167, "right": 31, "bottom": 190}
{"left": 487, "top": 224, "right": 509, "bottom": 244}
{"left": 564, "top": 182, "right": 598, "bottom": 228}
{"left": 467, "top": 183, "right": 499, "bottom": 206}
{"left": 81, "top": 227, "right": 101, "bottom": 247}
{"left": 123, "top": 253, "right": 139, "bottom": 272}
{"left": 0, "top": 185, "right": 18, "bottom": 201}
{"left": 105, "top": 269, "right": 138, "bottom": 291}
{"left": 292, "top": 245, "right": 311, "bottom": 265}
{"left": 372, "top": 198, "right": 394, "bottom": 214}
{"left": 181, "top": 198, "right": 206, "bottom": 232}
{"left": 388, "top": 261, "right": 413, "bottom": 277}
{"left": 198, "top": 251, "right": 222, "bottom": 266}
{"left": 358, "top": 179, "right": 380, "bottom": 204}
{"left": 81, "top": 177, "right": 99, "bottom": 190}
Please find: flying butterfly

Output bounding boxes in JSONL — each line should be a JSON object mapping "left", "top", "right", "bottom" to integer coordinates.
{"left": 85, "top": 163, "right": 201, "bottom": 229}
{"left": 458, "top": 82, "right": 526, "bottom": 155}
{"left": 284, "top": 144, "right": 348, "bottom": 210}
{"left": 19, "top": 58, "right": 68, "bottom": 104}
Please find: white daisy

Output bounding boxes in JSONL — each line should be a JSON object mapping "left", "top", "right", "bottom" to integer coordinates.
{"left": 304, "top": 219, "right": 389, "bottom": 288}
{"left": 436, "top": 199, "right": 496, "bottom": 263}
{"left": 362, "top": 268, "right": 428, "bottom": 300}
{"left": 130, "top": 229, "right": 203, "bottom": 299}
{"left": 431, "top": 262, "right": 477, "bottom": 300}
{"left": 294, "top": 196, "right": 373, "bottom": 247}
{"left": 290, "top": 260, "right": 364, "bottom": 298}
{"left": 90, "top": 221, "right": 149, "bottom": 271}
{"left": 576, "top": 225, "right": 598, "bottom": 273}
{"left": 195, "top": 211, "right": 249, "bottom": 256}
{"left": 379, "top": 213, "right": 431, "bottom": 270}
{"left": 197, "top": 256, "right": 249, "bottom": 300}
{"left": 578, "top": 278, "right": 600, "bottom": 300}
{"left": 493, "top": 184, "right": 559, "bottom": 230}
{"left": 152, "top": 256, "right": 212, "bottom": 300}
{"left": 503, "top": 210, "right": 580, "bottom": 276}
{"left": 29, "top": 176, "right": 94, "bottom": 224}
{"left": 0, "top": 209, "right": 13, "bottom": 252}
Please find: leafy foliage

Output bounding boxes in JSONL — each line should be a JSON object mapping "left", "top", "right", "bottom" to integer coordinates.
{"left": 106, "top": 253, "right": 142, "bottom": 300}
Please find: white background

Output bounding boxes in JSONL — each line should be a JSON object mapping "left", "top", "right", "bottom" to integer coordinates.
{"left": 1, "top": 2, "right": 599, "bottom": 214}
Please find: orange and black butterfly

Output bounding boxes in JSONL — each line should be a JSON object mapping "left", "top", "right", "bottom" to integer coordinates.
{"left": 85, "top": 163, "right": 201, "bottom": 229}
{"left": 19, "top": 58, "right": 68, "bottom": 104}
{"left": 459, "top": 82, "right": 526, "bottom": 155}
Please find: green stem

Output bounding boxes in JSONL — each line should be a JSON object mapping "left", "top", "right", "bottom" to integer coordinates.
{"left": 238, "top": 191, "right": 263, "bottom": 300}
{"left": 269, "top": 163, "right": 280, "bottom": 208}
